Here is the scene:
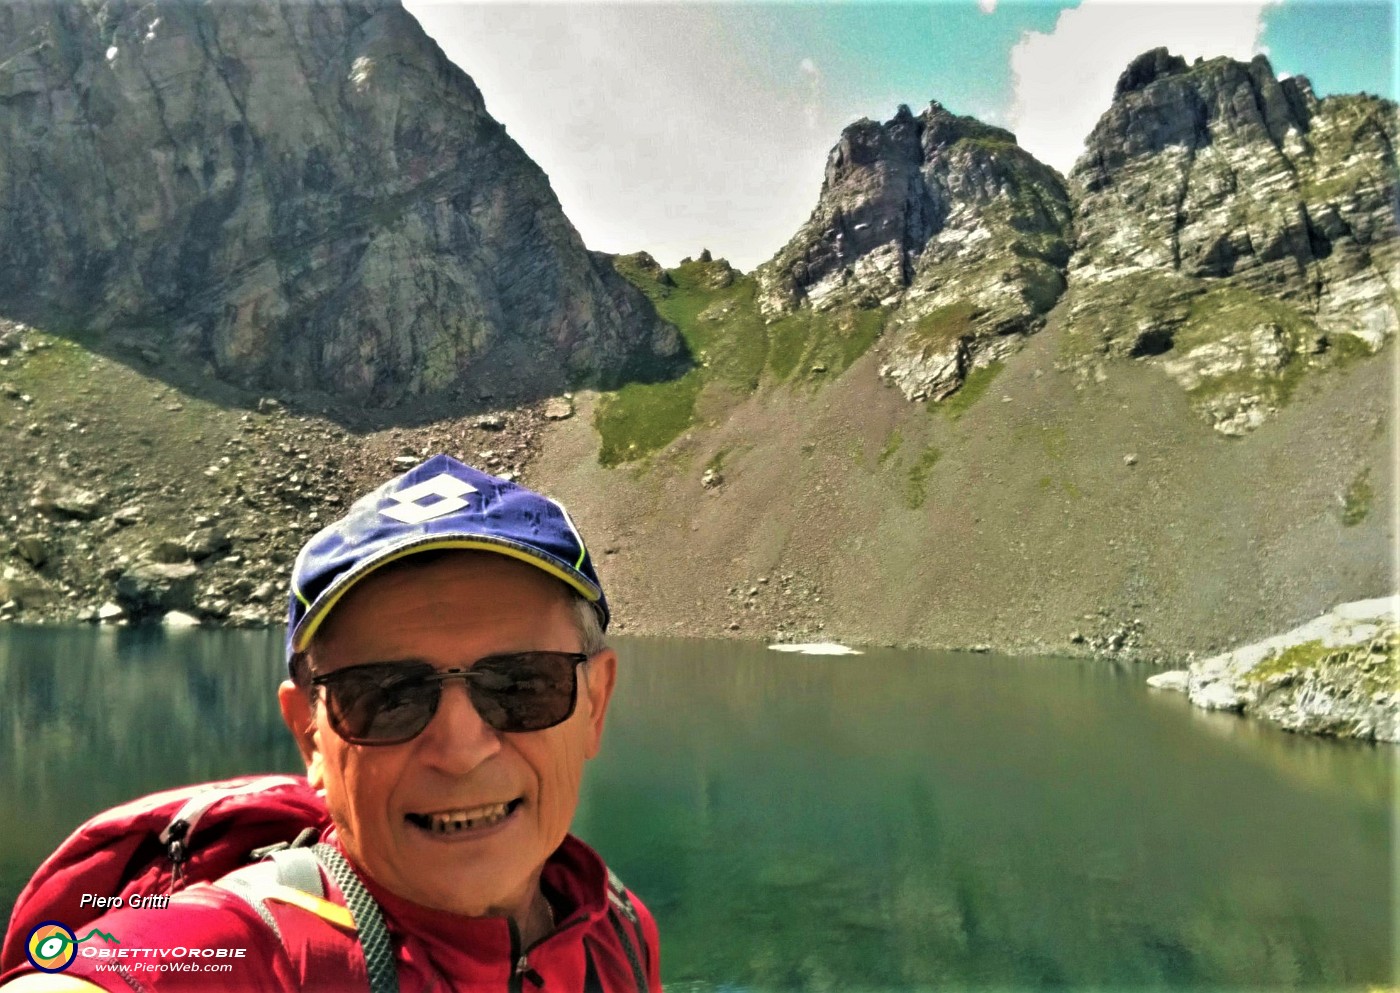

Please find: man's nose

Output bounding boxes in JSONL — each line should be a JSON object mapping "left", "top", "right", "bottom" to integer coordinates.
{"left": 415, "top": 679, "right": 502, "bottom": 771}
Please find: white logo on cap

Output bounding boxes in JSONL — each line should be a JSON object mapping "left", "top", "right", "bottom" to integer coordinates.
{"left": 380, "top": 473, "right": 478, "bottom": 525}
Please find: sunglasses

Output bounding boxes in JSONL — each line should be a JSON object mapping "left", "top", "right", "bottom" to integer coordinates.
{"left": 310, "top": 652, "right": 591, "bottom": 745}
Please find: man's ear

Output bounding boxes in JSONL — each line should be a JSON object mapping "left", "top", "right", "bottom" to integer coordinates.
{"left": 279, "top": 679, "right": 324, "bottom": 788}
{"left": 582, "top": 648, "right": 618, "bottom": 760}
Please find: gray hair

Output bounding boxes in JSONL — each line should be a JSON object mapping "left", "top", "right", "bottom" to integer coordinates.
{"left": 572, "top": 595, "right": 609, "bottom": 657}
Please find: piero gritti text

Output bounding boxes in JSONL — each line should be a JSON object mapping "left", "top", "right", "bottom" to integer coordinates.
{"left": 78, "top": 893, "right": 171, "bottom": 910}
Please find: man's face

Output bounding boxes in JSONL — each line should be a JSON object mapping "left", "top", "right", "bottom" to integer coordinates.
{"left": 279, "top": 552, "right": 616, "bottom": 918}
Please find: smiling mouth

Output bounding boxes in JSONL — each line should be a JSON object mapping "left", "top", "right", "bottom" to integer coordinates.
{"left": 406, "top": 798, "right": 523, "bottom": 836}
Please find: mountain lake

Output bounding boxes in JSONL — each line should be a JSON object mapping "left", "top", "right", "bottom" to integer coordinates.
{"left": 0, "top": 626, "right": 1392, "bottom": 991}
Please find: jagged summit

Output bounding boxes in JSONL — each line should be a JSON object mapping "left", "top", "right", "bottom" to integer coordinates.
{"left": 1066, "top": 47, "right": 1396, "bottom": 433}
{"left": 757, "top": 99, "right": 1071, "bottom": 401}
{"left": 1077, "top": 51, "right": 1324, "bottom": 189}
{"left": 1113, "top": 47, "right": 1189, "bottom": 99}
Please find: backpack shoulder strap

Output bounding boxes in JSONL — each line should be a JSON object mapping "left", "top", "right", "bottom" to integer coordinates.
{"left": 603, "top": 868, "right": 649, "bottom": 992}
{"left": 215, "top": 846, "right": 397, "bottom": 993}
{"left": 312, "top": 844, "right": 400, "bottom": 993}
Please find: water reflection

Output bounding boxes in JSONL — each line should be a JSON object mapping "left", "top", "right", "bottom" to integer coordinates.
{"left": 0, "top": 629, "right": 1392, "bottom": 991}
{"left": 581, "top": 642, "right": 1394, "bottom": 991}
{"left": 0, "top": 625, "right": 301, "bottom": 920}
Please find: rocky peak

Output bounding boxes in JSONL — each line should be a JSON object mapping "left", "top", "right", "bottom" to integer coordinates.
{"left": 757, "top": 100, "right": 1071, "bottom": 402}
{"left": 0, "top": 0, "right": 679, "bottom": 406}
{"left": 1113, "top": 47, "right": 1188, "bottom": 99}
{"left": 1065, "top": 49, "right": 1396, "bottom": 434}
{"left": 1077, "top": 52, "right": 1324, "bottom": 192}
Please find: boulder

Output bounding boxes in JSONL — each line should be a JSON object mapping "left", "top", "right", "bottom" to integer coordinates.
{"left": 1146, "top": 670, "right": 1190, "bottom": 692}
{"left": 15, "top": 535, "right": 48, "bottom": 568}
{"left": 1190, "top": 679, "right": 1248, "bottom": 712}
{"left": 112, "top": 505, "right": 145, "bottom": 525}
{"left": 182, "top": 527, "right": 231, "bottom": 561}
{"left": 114, "top": 562, "right": 200, "bottom": 618}
{"left": 147, "top": 540, "right": 189, "bottom": 564}
{"left": 162, "top": 610, "right": 202, "bottom": 628}
{"left": 543, "top": 398, "right": 573, "bottom": 421}
{"left": 31, "top": 481, "right": 104, "bottom": 519}
{"left": 0, "top": 566, "right": 56, "bottom": 608}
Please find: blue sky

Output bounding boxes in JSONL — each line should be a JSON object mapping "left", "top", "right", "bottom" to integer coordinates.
{"left": 405, "top": 1, "right": 1396, "bottom": 272}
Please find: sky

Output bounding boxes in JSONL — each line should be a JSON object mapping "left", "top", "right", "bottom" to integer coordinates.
{"left": 404, "top": 0, "right": 1397, "bottom": 273}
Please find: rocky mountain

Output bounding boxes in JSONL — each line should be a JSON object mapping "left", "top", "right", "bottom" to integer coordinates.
{"left": 1064, "top": 49, "right": 1397, "bottom": 434}
{"left": 756, "top": 102, "right": 1073, "bottom": 403}
{"left": 0, "top": 39, "right": 1392, "bottom": 747}
{"left": 0, "top": 0, "right": 679, "bottom": 405}
{"left": 755, "top": 51, "right": 1396, "bottom": 437}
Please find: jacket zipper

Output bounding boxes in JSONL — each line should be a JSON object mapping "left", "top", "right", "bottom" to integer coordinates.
{"left": 510, "top": 914, "right": 588, "bottom": 990}
{"left": 509, "top": 918, "right": 525, "bottom": 993}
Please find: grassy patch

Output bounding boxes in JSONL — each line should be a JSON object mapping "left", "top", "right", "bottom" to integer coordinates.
{"left": 1039, "top": 424, "right": 1069, "bottom": 463}
{"left": 765, "top": 311, "right": 810, "bottom": 381}
{"left": 877, "top": 429, "right": 903, "bottom": 467}
{"left": 1057, "top": 271, "right": 1195, "bottom": 364}
{"left": 600, "top": 255, "right": 891, "bottom": 464}
{"left": 705, "top": 446, "right": 730, "bottom": 476}
{"left": 594, "top": 372, "right": 703, "bottom": 468}
{"left": 938, "top": 361, "right": 1004, "bottom": 420}
{"left": 766, "top": 305, "right": 887, "bottom": 383}
{"left": 1328, "top": 331, "right": 1378, "bottom": 366}
{"left": 611, "top": 257, "right": 768, "bottom": 392}
{"left": 904, "top": 446, "right": 942, "bottom": 509}
{"left": 1178, "top": 286, "right": 1313, "bottom": 353}
{"left": 910, "top": 302, "right": 977, "bottom": 351}
{"left": 1341, "top": 469, "right": 1374, "bottom": 526}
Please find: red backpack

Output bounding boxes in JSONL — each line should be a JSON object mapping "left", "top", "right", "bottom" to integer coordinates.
{"left": 1, "top": 774, "right": 330, "bottom": 976}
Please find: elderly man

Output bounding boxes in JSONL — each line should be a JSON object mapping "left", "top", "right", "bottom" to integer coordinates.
{"left": 1, "top": 455, "right": 661, "bottom": 992}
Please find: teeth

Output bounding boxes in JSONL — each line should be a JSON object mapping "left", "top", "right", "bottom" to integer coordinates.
{"left": 425, "top": 803, "right": 510, "bottom": 834}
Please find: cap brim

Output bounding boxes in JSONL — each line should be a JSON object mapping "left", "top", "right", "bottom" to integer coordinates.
{"left": 289, "top": 534, "right": 604, "bottom": 654}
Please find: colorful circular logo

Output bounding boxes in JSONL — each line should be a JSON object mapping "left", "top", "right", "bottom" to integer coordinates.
{"left": 26, "top": 921, "right": 78, "bottom": 972}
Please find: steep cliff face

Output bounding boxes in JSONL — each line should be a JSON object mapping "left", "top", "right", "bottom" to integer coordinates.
{"left": 1065, "top": 49, "right": 1397, "bottom": 434}
{"left": 756, "top": 102, "right": 1073, "bottom": 401}
{"left": 0, "top": 0, "right": 679, "bottom": 403}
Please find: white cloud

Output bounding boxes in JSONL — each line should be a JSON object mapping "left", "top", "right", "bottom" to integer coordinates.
{"left": 403, "top": 3, "right": 833, "bottom": 271}
{"left": 1007, "top": 0, "right": 1283, "bottom": 175}
{"left": 979, "top": 0, "right": 998, "bottom": 14}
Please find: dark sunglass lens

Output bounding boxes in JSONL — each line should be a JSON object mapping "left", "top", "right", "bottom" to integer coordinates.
{"left": 325, "top": 667, "right": 438, "bottom": 743}
{"left": 469, "top": 653, "right": 579, "bottom": 732}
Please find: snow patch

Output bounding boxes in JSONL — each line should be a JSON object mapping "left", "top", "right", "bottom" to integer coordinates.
{"left": 768, "top": 642, "right": 863, "bottom": 656}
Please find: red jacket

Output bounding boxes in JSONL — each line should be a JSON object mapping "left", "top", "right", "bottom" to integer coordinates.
{"left": 9, "top": 833, "right": 661, "bottom": 993}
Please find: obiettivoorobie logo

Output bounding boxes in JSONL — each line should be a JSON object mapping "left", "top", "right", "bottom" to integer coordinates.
{"left": 25, "top": 921, "right": 120, "bottom": 973}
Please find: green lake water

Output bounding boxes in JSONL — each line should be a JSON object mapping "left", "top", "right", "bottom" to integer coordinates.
{"left": 0, "top": 626, "right": 1393, "bottom": 991}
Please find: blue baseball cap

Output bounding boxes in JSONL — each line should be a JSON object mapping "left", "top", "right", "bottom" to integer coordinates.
{"left": 286, "top": 454, "right": 608, "bottom": 661}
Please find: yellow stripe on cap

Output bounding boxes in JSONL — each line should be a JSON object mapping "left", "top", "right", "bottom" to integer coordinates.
{"left": 262, "top": 885, "right": 357, "bottom": 931}
{"left": 291, "top": 537, "right": 601, "bottom": 653}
